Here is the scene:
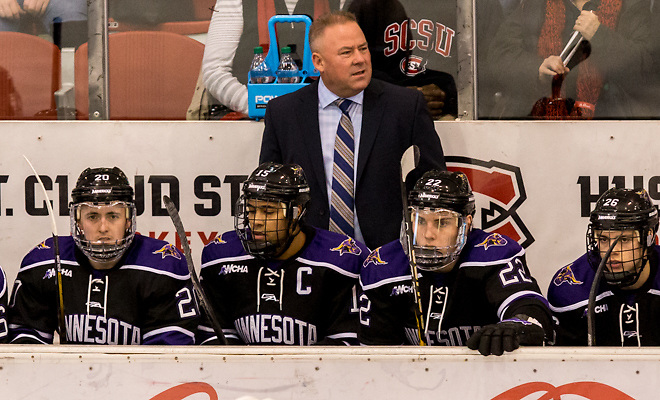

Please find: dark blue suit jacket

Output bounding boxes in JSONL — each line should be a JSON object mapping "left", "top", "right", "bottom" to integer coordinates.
{"left": 259, "top": 78, "right": 446, "bottom": 250}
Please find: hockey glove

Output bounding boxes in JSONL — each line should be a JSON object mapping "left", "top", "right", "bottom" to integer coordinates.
{"left": 466, "top": 314, "right": 545, "bottom": 356}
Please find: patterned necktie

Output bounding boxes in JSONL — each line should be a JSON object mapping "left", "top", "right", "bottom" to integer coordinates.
{"left": 329, "top": 98, "right": 355, "bottom": 238}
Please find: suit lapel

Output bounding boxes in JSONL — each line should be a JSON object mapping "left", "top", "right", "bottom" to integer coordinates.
{"left": 356, "top": 80, "right": 384, "bottom": 187}
{"left": 296, "top": 81, "right": 329, "bottom": 202}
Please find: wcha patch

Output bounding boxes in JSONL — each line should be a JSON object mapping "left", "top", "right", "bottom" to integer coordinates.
{"left": 553, "top": 264, "right": 583, "bottom": 286}
{"left": 330, "top": 238, "right": 362, "bottom": 256}
{"left": 476, "top": 233, "right": 508, "bottom": 250}
{"left": 364, "top": 248, "right": 388, "bottom": 267}
{"left": 153, "top": 244, "right": 182, "bottom": 260}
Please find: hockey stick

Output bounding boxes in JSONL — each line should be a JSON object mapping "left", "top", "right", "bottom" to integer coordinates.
{"left": 23, "top": 155, "right": 67, "bottom": 344}
{"left": 587, "top": 233, "right": 622, "bottom": 346}
{"left": 163, "top": 195, "right": 228, "bottom": 345}
{"left": 400, "top": 145, "right": 426, "bottom": 346}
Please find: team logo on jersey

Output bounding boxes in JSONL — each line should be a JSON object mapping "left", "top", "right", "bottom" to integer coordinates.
{"left": 364, "top": 248, "right": 388, "bottom": 267}
{"left": 331, "top": 238, "right": 362, "bottom": 256}
{"left": 153, "top": 244, "right": 182, "bottom": 259}
{"left": 400, "top": 56, "right": 427, "bottom": 77}
{"left": 448, "top": 157, "right": 534, "bottom": 248}
{"left": 476, "top": 233, "right": 508, "bottom": 250}
{"left": 212, "top": 234, "right": 227, "bottom": 245}
{"left": 553, "top": 264, "right": 583, "bottom": 286}
{"left": 219, "top": 264, "right": 248, "bottom": 275}
{"left": 42, "top": 267, "right": 72, "bottom": 280}
{"left": 34, "top": 240, "right": 50, "bottom": 250}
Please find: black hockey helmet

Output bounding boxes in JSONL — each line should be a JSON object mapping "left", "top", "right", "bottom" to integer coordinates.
{"left": 587, "top": 188, "right": 659, "bottom": 287}
{"left": 408, "top": 170, "right": 476, "bottom": 217}
{"left": 404, "top": 170, "right": 475, "bottom": 272}
{"left": 71, "top": 167, "right": 134, "bottom": 204}
{"left": 70, "top": 167, "right": 136, "bottom": 263}
{"left": 235, "top": 162, "right": 311, "bottom": 258}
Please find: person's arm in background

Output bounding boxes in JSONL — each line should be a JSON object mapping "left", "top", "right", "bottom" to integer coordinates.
{"left": 202, "top": 0, "right": 249, "bottom": 114}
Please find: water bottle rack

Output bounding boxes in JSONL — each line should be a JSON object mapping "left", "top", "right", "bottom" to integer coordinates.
{"left": 247, "top": 15, "right": 319, "bottom": 120}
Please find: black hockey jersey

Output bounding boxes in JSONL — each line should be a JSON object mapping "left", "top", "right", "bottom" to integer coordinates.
{"left": 198, "top": 226, "right": 367, "bottom": 345}
{"left": 8, "top": 235, "right": 199, "bottom": 345}
{"left": 359, "top": 229, "right": 552, "bottom": 345}
{"left": 548, "top": 247, "right": 660, "bottom": 346}
{"left": 0, "top": 266, "right": 8, "bottom": 343}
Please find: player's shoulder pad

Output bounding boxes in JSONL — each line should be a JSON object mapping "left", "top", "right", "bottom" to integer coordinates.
{"left": 360, "top": 239, "right": 411, "bottom": 289}
{"left": 201, "top": 230, "right": 247, "bottom": 266}
{"left": 298, "top": 228, "right": 369, "bottom": 276}
{"left": 120, "top": 234, "right": 190, "bottom": 279}
{"left": 460, "top": 229, "right": 525, "bottom": 266}
{"left": 20, "top": 236, "right": 77, "bottom": 273}
{"left": 547, "top": 253, "right": 593, "bottom": 308}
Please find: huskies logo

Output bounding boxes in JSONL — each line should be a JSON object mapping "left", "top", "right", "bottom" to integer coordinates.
{"left": 331, "top": 238, "right": 362, "bottom": 256}
{"left": 447, "top": 157, "right": 534, "bottom": 248}
{"left": 153, "top": 244, "right": 182, "bottom": 260}
{"left": 400, "top": 56, "right": 427, "bottom": 77}
{"left": 553, "top": 264, "right": 583, "bottom": 286}
{"left": 364, "top": 248, "right": 388, "bottom": 267}
{"left": 476, "top": 233, "right": 508, "bottom": 250}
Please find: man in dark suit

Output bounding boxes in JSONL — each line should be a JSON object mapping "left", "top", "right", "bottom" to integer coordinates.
{"left": 259, "top": 10, "right": 445, "bottom": 250}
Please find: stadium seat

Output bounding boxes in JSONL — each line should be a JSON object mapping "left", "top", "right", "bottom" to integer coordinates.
{"left": 74, "top": 31, "right": 205, "bottom": 120}
{"left": 109, "top": 0, "right": 215, "bottom": 36}
{"left": 0, "top": 32, "right": 60, "bottom": 120}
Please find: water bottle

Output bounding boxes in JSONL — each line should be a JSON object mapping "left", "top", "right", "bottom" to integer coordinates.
{"left": 249, "top": 46, "right": 275, "bottom": 84}
{"left": 276, "top": 47, "right": 301, "bottom": 84}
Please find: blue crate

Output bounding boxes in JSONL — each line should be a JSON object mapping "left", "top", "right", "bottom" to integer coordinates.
{"left": 247, "top": 15, "right": 319, "bottom": 120}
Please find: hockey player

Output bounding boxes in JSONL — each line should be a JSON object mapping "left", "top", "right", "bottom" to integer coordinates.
{"left": 358, "top": 170, "right": 553, "bottom": 355}
{"left": 548, "top": 188, "right": 660, "bottom": 346}
{"left": 0, "top": 266, "right": 7, "bottom": 343}
{"left": 198, "top": 162, "right": 368, "bottom": 345}
{"left": 8, "top": 167, "right": 199, "bottom": 345}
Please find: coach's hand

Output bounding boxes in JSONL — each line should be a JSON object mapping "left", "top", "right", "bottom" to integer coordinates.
{"left": 467, "top": 315, "right": 545, "bottom": 356}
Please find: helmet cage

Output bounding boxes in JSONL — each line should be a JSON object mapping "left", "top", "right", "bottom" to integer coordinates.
{"left": 70, "top": 201, "right": 137, "bottom": 263}
{"left": 235, "top": 194, "right": 304, "bottom": 259}
{"left": 402, "top": 207, "right": 469, "bottom": 272}
{"left": 586, "top": 225, "right": 650, "bottom": 287}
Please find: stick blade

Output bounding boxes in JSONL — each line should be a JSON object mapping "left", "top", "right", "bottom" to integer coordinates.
{"left": 401, "top": 145, "right": 420, "bottom": 184}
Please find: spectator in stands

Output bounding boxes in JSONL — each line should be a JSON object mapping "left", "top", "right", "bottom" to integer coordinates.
{"left": 487, "top": 0, "right": 656, "bottom": 118}
{"left": 201, "top": 0, "right": 341, "bottom": 117}
{"left": 0, "top": 0, "right": 86, "bottom": 33}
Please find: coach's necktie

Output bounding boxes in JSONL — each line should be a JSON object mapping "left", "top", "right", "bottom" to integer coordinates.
{"left": 329, "top": 98, "right": 355, "bottom": 238}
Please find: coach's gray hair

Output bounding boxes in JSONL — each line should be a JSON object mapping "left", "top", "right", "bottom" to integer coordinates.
{"left": 309, "top": 10, "right": 358, "bottom": 52}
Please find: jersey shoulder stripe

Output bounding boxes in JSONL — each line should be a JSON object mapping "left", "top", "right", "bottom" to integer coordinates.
{"left": 299, "top": 227, "right": 369, "bottom": 276}
{"left": 296, "top": 257, "right": 359, "bottom": 278}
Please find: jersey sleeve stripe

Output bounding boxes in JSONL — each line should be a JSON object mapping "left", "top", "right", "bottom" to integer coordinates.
{"left": 0, "top": 267, "right": 6, "bottom": 298}
{"left": 143, "top": 326, "right": 195, "bottom": 340}
{"left": 296, "top": 257, "right": 359, "bottom": 278}
{"left": 10, "top": 333, "right": 50, "bottom": 344}
{"left": 119, "top": 265, "right": 190, "bottom": 280}
{"left": 18, "top": 259, "right": 79, "bottom": 273}
{"left": 459, "top": 248, "right": 526, "bottom": 268}
{"left": 360, "top": 274, "right": 412, "bottom": 291}
{"left": 549, "top": 291, "right": 614, "bottom": 313}
{"left": 496, "top": 290, "right": 548, "bottom": 319}
{"left": 201, "top": 255, "right": 254, "bottom": 270}
{"left": 326, "top": 332, "right": 358, "bottom": 339}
